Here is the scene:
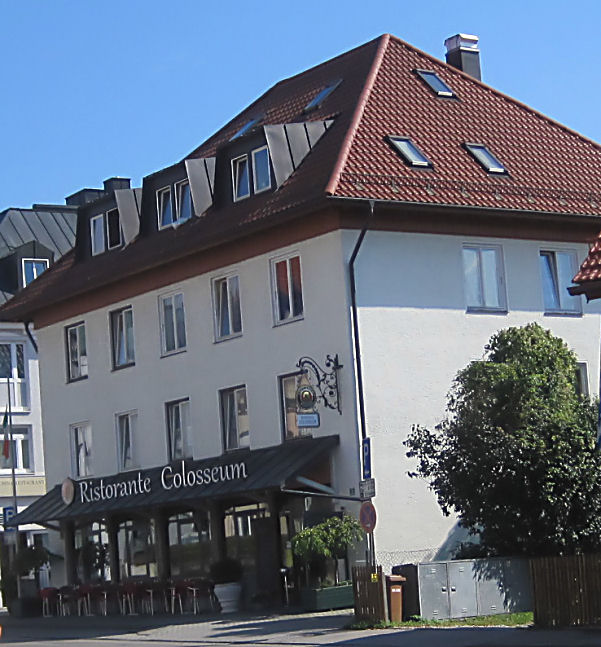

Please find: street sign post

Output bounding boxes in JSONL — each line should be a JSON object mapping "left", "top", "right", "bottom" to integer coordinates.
{"left": 359, "top": 501, "right": 377, "bottom": 534}
{"left": 362, "top": 438, "right": 371, "bottom": 479}
{"left": 359, "top": 478, "right": 376, "bottom": 500}
{"left": 2, "top": 505, "right": 15, "bottom": 531}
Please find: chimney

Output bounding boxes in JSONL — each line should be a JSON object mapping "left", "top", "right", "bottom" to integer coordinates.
{"left": 103, "top": 177, "right": 131, "bottom": 192}
{"left": 444, "top": 33, "right": 481, "bottom": 81}
{"left": 65, "top": 188, "right": 106, "bottom": 207}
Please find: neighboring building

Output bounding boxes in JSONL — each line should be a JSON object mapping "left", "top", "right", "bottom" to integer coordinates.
{"left": 3, "top": 32, "right": 601, "bottom": 597}
{"left": 0, "top": 203, "right": 77, "bottom": 553}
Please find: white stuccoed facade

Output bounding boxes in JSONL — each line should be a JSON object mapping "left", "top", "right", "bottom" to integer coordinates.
{"left": 37, "top": 231, "right": 362, "bottom": 566}
{"left": 343, "top": 229, "right": 601, "bottom": 570}
{"left": 35, "top": 224, "right": 601, "bottom": 575}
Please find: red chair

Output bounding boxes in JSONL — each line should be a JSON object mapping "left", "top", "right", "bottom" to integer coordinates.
{"left": 76, "top": 583, "right": 94, "bottom": 615}
{"left": 58, "top": 585, "right": 75, "bottom": 616}
{"left": 98, "top": 581, "right": 121, "bottom": 616}
{"left": 169, "top": 580, "right": 188, "bottom": 614}
{"left": 186, "top": 578, "right": 215, "bottom": 614}
{"left": 120, "top": 580, "right": 138, "bottom": 615}
{"left": 40, "top": 587, "right": 58, "bottom": 617}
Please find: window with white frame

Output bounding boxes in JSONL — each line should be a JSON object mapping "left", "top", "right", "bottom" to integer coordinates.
{"left": 166, "top": 399, "right": 190, "bottom": 461}
{"left": 71, "top": 422, "right": 92, "bottom": 477}
{"left": 213, "top": 275, "right": 242, "bottom": 340}
{"left": 22, "top": 258, "right": 49, "bottom": 287}
{"left": 539, "top": 250, "right": 581, "bottom": 314}
{"left": 66, "top": 322, "right": 88, "bottom": 381}
{"left": 231, "top": 155, "right": 250, "bottom": 201}
{"left": 175, "top": 180, "right": 193, "bottom": 223}
{"left": 0, "top": 426, "right": 32, "bottom": 473}
{"left": 280, "top": 374, "right": 304, "bottom": 440}
{"left": 0, "top": 342, "right": 28, "bottom": 409}
{"left": 271, "top": 254, "right": 304, "bottom": 323}
{"left": 252, "top": 146, "right": 271, "bottom": 193}
{"left": 157, "top": 186, "right": 175, "bottom": 229}
{"left": 90, "top": 214, "right": 106, "bottom": 255}
{"left": 462, "top": 245, "right": 506, "bottom": 311}
{"left": 110, "top": 306, "right": 135, "bottom": 369}
{"left": 106, "top": 208, "right": 122, "bottom": 249}
{"left": 116, "top": 411, "right": 137, "bottom": 471}
{"left": 220, "top": 386, "right": 250, "bottom": 451}
{"left": 159, "top": 292, "right": 187, "bottom": 354}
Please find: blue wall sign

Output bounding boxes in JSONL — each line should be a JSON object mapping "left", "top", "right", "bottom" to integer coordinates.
{"left": 362, "top": 437, "right": 371, "bottom": 479}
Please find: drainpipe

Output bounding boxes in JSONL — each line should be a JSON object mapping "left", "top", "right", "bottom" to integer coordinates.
{"left": 349, "top": 199, "right": 374, "bottom": 442}
{"left": 24, "top": 321, "right": 38, "bottom": 354}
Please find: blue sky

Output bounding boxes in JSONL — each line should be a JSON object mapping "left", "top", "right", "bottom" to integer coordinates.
{"left": 2, "top": 0, "right": 600, "bottom": 211}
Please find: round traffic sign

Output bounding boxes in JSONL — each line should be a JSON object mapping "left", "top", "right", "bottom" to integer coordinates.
{"left": 359, "top": 501, "right": 377, "bottom": 533}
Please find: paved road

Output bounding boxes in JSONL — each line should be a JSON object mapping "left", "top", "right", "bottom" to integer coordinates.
{"left": 2, "top": 609, "right": 601, "bottom": 646}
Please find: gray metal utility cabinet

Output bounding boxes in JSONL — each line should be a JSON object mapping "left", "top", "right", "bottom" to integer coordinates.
{"left": 393, "top": 557, "right": 532, "bottom": 620}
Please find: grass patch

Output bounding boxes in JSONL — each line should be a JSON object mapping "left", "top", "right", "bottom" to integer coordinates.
{"left": 349, "top": 611, "right": 533, "bottom": 629}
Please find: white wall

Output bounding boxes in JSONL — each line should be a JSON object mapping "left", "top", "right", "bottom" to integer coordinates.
{"left": 345, "top": 229, "right": 601, "bottom": 570}
{"left": 37, "top": 230, "right": 362, "bottom": 504}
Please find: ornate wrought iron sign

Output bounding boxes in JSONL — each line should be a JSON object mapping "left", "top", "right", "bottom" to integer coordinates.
{"left": 296, "top": 354, "right": 342, "bottom": 414}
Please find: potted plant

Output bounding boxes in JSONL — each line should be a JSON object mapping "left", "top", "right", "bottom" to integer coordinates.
{"left": 5, "top": 545, "right": 49, "bottom": 617}
{"left": 292, "top": 514, "right": 363, "bottom": 611}
{"left": 210, "top": 557, "right": 243, "bottom": 613}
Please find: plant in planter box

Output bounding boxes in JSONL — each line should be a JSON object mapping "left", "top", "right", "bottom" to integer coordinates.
{"left": 292, "top": 514, "right": 363, "bottom": 606}
{"left": 210, "top": 557, "right": 243, "bottom": 613}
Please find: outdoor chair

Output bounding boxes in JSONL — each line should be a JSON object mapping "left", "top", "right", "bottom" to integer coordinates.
{"left": 57, "top": 585, "right": 75, "bottom": 616}
{"left": 40, "top": 587, "right": 59, "bottom": 617}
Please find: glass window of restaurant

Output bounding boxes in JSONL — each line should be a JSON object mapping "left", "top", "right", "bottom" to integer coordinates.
{"left": 118, "top": 518, "right": 157, "bottom": 579}
{"left": 168, "top": 510, "right": 212, "bottom": 577}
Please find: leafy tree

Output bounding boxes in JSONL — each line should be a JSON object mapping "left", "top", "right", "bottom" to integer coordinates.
{"left": 405, "top": 323, "right": 601, "bottom": 557}
{"left": 292, "top": 515, "right": 363, "bottom": 585}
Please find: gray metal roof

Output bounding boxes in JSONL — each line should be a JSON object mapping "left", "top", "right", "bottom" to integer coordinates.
{"left": 0, "top": 208, "right": 77, "bottom": 259}
{"left": 0, "top": 206, "right": 78, "bottom": 304}
{"left": 9, "top": 435, "right": 339, "bottom": 526}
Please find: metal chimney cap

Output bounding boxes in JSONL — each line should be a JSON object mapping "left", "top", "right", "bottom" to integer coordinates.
{"left": 444, "top": 33, "right": 479, "bottom": 53}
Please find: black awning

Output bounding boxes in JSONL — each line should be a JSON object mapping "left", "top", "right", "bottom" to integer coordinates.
{"left": 8, "top": 435, "right": 339, "bottom": 526}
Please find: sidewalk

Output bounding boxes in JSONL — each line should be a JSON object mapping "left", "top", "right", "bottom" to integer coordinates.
{"left": 2, "top": 608, "right": 601, "bottom": 646}
{"left": 0, "top": 608, "right": 353, "bottom": 644}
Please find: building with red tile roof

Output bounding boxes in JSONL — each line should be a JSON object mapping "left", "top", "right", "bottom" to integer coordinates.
{"left": 3, "top": 33, "right": 601, "bottom": 601}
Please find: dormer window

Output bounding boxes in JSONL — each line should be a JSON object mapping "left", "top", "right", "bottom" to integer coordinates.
{"left": 157, "top": 187, "right": 175, "bottom": 228}
{"left": 90, "top": 214, "right": 106, "bottom": 256}
{"left": 106, "top": 208, "right": 122, "bottom": 249}
{"left": 304, "top": 80, "right": 341, "bottom": 113}
{"left": 464, "top": 143, "right": 507, "bottom": 174}
{"left": 252, "top": 146, "right": 271, "bottom": 193}
{"left": 387, "top": 136, "right": 432, "bottom": 168}
{"left": 175, "top": 180, "right": 192, "bottom": 223}
{"left": 22, "top": 258, "right": 49, "bottom": 287}
{"left": 415, "top": 69, "right": 455, "bottom": 98}
{"left": 231, "top": 146, "right": 273, "bottom": 202}
{"left": 232, "top": 155, "right": 251, "bottom": 201}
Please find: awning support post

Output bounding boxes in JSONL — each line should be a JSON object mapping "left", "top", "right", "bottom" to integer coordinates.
{"left": 106, "top": 517, "right": 120, "bottom": 583}
{"left": 61, "top": 521, "right": 77, "bottom": 585}
{"left": 153, "top": 511, "right": 170, "bottom": 581}
{"left": 208, "top": 503, "right": 226, "bottom": 562}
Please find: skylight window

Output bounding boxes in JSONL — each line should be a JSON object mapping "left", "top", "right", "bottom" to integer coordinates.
{"left": 230, "top": 117, "right": 261, "bottom": 141}
{"left": 415, "top": 69, "right": 455, "bottom": 98}
{"left": 304, "top": 79, "right": 341, "bottom": 113}
{"left": 465, "top": 143, "right": 507, "bottom": 174}
{"left": 388, "top": 136, "right": 432, "bottom": 168}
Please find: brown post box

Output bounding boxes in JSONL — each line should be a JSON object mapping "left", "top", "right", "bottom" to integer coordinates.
{"left": 386, "top": 574, "right": 406, "bottom": 623}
